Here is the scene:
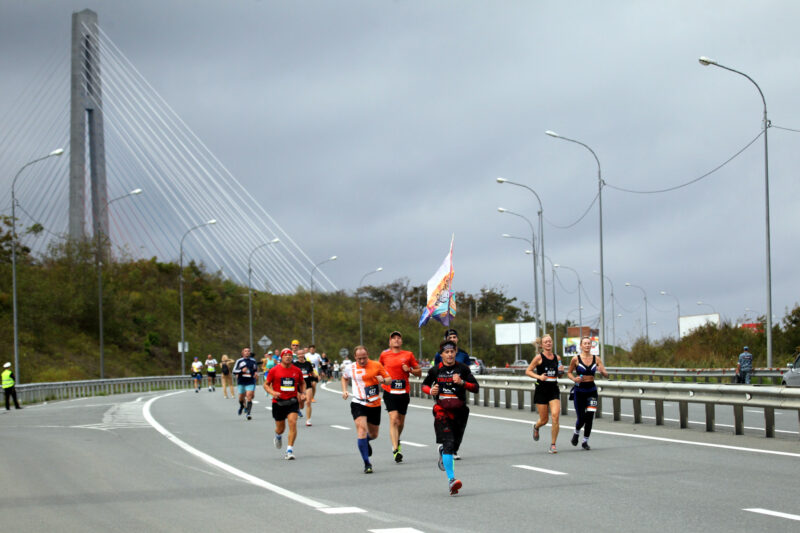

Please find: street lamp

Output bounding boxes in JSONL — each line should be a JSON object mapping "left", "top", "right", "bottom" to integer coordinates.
{"left": 11, "top": 147, "right": 64, "bottom": 383}
{"left": 358, "top": 267, "right": 383, "bottom": 345}
{"left": 625, "top": 282, "right": 649, "bottom": 344}
{"left": 696, "top": 300, "right": 716, "bottom": 314}
{"left": 594, "top": 270, "right": 616, "bottom": 357}
{"left": 497, "top": 177, "right": 547, "bottom": 331}
{"left": 180, "top": 219, "right": 217, "bottom": 374}
{"left": 247, "top": 238, "right": 280, "bottom": 351}
{"left": 544, "top": 256, "right": 557, "bottom": 350}
{"left": 554, "top": 264, "right": 581, "bottom": 334}
{"left": 699, "top": 56, "right": 773, "bottom": 367}
{"left": 97, "top": 188, "right": 142, "bottom": 379}
{"left": 659, "top": 290, "right": 681, "bottom": 339}
{"left": 498, "top": 207, "right": 541, "bottom": 328}
{"left": 310, "top": 255, "right": 337, "bottom": 344}
{"left": 546, "top": 130, "right": 605, "bottom": 360}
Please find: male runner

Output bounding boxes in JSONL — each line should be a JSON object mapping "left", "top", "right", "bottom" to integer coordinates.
{"left": 191, "top": 357, "right": 203, "bottom": 393}
{"left": 205, "top": 354, "right": 218, "bottom": 392}
{"left": 265, "top": 348, "right": 306, "bottom": 459}
{"left": 379, "top": 330, "right": 421, "bottom": 462}
{"left": 293, "top": 351, "right": 318, "bottom": 426}
{"left": 432, "top": 328, "right": 471, "bottom": 459}
{"left": 232, "top": 347, "right": 258, "bottom": 420}
{"left": 422, "top": 339, "right": 480, "bottom": 495}
{"left": 341, "top": 346, "right": 390, "bottom": 473}
{"left": 305, "top": 344, "right": 321, "bottom": 402}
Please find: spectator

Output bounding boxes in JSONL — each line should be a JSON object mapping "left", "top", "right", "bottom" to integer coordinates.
{"left": 736, "top": 346, "right": 754, "bottom": 384}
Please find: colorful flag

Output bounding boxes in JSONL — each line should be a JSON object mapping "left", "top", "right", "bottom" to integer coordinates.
{"left": 418, "top": 235, "right": 456, "bottom": 327}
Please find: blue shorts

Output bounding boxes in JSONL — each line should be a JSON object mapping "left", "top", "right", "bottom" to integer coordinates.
{"left": 237, "top": 383, "right": 256, "bottom": 394}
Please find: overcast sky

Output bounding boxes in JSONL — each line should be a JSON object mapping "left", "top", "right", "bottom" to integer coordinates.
{"left": 2, "top": 1, "right": 799, "bottom": 349}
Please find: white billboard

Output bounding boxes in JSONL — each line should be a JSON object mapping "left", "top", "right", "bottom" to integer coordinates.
{"left": 679, "top": 313, "right": 720, "bottom": 338}
{"left": 495, "top": 322, "right": 538, "bottom": 346}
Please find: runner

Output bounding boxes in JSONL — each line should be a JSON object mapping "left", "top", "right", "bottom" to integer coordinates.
{"left": 422, "top": 339, "right": 479, "bottom": 495}
{"left": 264, "top": 348, "right": 306, "bottom": 460}
{"left": 205, "top": 354, "right": 218, "bottom": 392}
{"left": 319, "top": 353, "right": 331, "bottom": 383}
{"left": 432, "top": 329, "right": 471, "bottom": 460}
{"left": 305, "top": 344, "right": 321, "bottom": 402}
{"left": 525, "top": 334, "right": 563, "bottom": 453}
{"left": 293, "top": 351, "right": 318, "bottom": 426}
{"left": 290, "top": 340, "right": 305, "bottom": 417}
{"left": 232, "top": 347, "right": 259, "bottom": 420}
{"left": 566, "top": 336, "right": 609, "bottom": 450}
{"left": 341, "top": 345, "right": 390, "bottom": 474}
{"left": 379, "top": 330, "right": 421, "bottom": 463}
{"left": 191, "top": 356, "right": 203, "bottom": 393}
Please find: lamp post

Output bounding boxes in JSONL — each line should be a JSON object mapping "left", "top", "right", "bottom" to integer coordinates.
{"left": 498, "top": 207, "right": 540, "bottom": 328}
{"left": 594, "top": 270, "right": 616, "bottom": 357}
{"left": 545, "top": 256, "right": 557, "bottom": 351}
{"left": 625, "top": 282, "right": 649, "bottom": 344}
{"left": 696, "top": 300, "right": 716, "bottom": 314}
{"left": 357, "top": 267, "right": 383, "bottom": 345}
{"left": 554, "top": 264, "right": 581, "bottom": 334}
{"left": 497, "top": 177, "right": 546, "bottom": 331}
{"left": 247, "top": 238, "right": 280, "bottom": 351}
{"left": 11, "top": 148, "right": 64, "bottom": 383}
{"left": 699, "top": 56, "right": 773, "bottom": 366}
{"left": 310, "top": 255, "right": 337, "bottom": 344}
{"left": 180, "top": 219, "right": 217, "bottom": 374}
{"left": 97, "top": 188, "right": 142, "bottom": 379}
{"left": 546, "top": 131, "right": 605, "bottom": 360}
{"left": 660, "top": 290, "right": 681, "bottom": 339}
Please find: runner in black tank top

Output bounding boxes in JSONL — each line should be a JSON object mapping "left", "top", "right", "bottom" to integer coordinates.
{"left": 567, "top": 337, "right": 609, "bottom": 450}
{"left": 525, "top": 335, "right": 563, "bottom": 453}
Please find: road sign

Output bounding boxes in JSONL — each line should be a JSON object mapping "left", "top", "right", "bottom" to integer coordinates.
{"left": 258, "top": 335, "right": 272, "bottom": 349}
{"left": 339, "top": 348, "right": 349, "bottom": 358}
{"left": 178, "top": 342, "right": 189, "bottom": 352}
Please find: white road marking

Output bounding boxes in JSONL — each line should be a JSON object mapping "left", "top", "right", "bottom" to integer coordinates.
{"left": 370, "top": 528, "right": 426, "bottom": 533}
{"left": 744, "top": 508, "right": 800, "bottom": 521}
{"left": 330, "top": 425, "right": 350, "bottom": 430}
{"left": 144, "top": 391, "right": 339, "bottom": 510}
{"left": 398, "top": 441, "right": 427, "bottom": 448}
{"left": 513, "top": 465, "right": 568, "bottom": 476}
{"left": 318, "top": 507, "right": 367, "bottom": 514}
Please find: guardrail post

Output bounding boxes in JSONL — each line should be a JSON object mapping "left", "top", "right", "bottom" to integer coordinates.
{"left": 504, "top": 388, "right": 511, "bottom": 409}
{"left": 733, "top": 405, "right": 744, "bottom": 435}
{"left": 560, "top": 392, "right": 567, "bottom": 415}
{"left": 655, "top": 400, "right": 664, "bottom": 425}
{"left": 517, "top": 389, "right": 524, "bottom": 410}
{"left": 764, "top": 407, "right": 775, "bottom": 438}
{"left": 705, "top": 403, "right": 715, "bottom": 432}
{"left": 493, "top": 388, "right": 500, "bottom": 408}
{"left": 679, "top": 401, "right": 688, "bottom": 428}
{"left": 483, "top": 386, "right": 489, "bottom": 406}
{"left": 633, "top": 398, "right": 642, "bottom": 424}
{"left": 613, "top": 397, "right": 621, "bottom": 421}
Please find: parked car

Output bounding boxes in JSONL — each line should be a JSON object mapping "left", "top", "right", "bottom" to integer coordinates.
{"left": 469, "top": 358, "right": 486, "bottom": 375}
{"left": 782, "top": 352, "right": 800, "bottom": 387}
{"left": 510, "top": 359, "right": 529, "bottom": 369}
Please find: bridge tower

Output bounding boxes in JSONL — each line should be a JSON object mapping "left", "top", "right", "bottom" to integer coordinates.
{"left": 69, "top": 9, "right": 108, "bottom": 244}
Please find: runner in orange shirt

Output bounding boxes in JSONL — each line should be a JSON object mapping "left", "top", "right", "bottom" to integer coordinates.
{"left": 379, "top": 330, "right": 421, "bottom": 463}
{"left": 341, "top": 345, "right": 390, "bottom": 474}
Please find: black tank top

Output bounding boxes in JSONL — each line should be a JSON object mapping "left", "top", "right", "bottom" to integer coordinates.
{"left": 535, "top": 353, "right": 560, "bottom": 386}
{"left": 576, "top": 355, "right": 597, "bottom": 377}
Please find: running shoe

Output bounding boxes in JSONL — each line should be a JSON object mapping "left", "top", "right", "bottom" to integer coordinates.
{"left": 238, "top": 405, "right": 244, "bottom": 416}
{"left": 285, "top": 450, "right": 296, "bottom": 460}
{"left": 437, "top": 444, "right": 445, "bottom": 471}
{"left": 453, "top": 452, "right": 461, "bottom": 460}
{"left": 246, "top": 413, "right": 252, "bottom": 420}
{"left": 548, "top": 444, "right": 557, "bottom": 454}
{"left": 571, "top": 433, "right": 579, "bottom": 446}
{"left": 298, "top": 410, "right": 304, "bottom": 418}
{"left": 533, "top": 424, "right": 540, "bottom": 441}
{"left": 208, "top": 387, "right": 212, "bottom": 392}
{"left": 393, "top": 449, "right": 403, "bottom": 463}
{"left": 364, "top": 463, "right": 373, "bottom": 474}
{"left": 582, "top": 441, "right": 591, "bottom": 451}
{"left": 195, "top": 389, "right": 199, "bottom": 393}
{"left": 305, "top": 420, "right": 312, "bottom": 427}
{"left": 448, "top": 478, "right": 462, "bottom": 496}
{"left": 274, "top": 434, "right": 282, "bottom": 449}
{"left": 368, "top": 441, "right": 372, "bottom": 457}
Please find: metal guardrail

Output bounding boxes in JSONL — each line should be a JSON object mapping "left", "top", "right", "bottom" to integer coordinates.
{"left": 16, "top": 375, "right": 201, "bottom": 404}
{"left": 483, "top": 366, "right": 786, "bottom": 384}
{"left": 409, "top": 375, "right": 800, "bottom": 438}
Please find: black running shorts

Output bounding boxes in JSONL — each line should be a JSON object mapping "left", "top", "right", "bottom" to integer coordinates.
{"left": 383, "top": 391, "right": 410, "bottom": 415}
{"left": 350, "top": 402, "right": 381, "bottom": 426}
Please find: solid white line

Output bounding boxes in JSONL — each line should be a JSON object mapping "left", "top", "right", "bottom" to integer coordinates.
{"left": 143, "top": 392, "right": 330, "bottom": 510}
{"left": 744, "top": 508, "right": 800, "bottom": 521}
{"left": 331, "top": 425, "right": 350, "bottom": 430}
{"left": 370, "top": 528, "right": 426, "bottom": 533}
{"left": 319, "top": 507, "right": 366, "bottom": 514}
{"left": 513, "top": 464, "right": 568, "bottom": 476}
{"left": 399, "top": 441, "right": 427, "bottom": 448}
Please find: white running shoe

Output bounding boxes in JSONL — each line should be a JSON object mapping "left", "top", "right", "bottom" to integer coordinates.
{"left": 285, "top": 450, "right": 296, "bottom": 460}
{"left": 274, "top": 435, "right": 282, "bottom": 449}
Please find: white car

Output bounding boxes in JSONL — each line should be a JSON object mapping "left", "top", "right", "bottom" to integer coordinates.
{"left": 782, "top": 352, "right": 800, "bottom": 387}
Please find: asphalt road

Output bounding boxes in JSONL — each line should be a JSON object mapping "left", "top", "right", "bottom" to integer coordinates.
{"left": 2, "top": 382, "right": 799, "bottom": 533}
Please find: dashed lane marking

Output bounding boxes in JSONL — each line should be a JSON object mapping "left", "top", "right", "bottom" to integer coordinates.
{"left": 744, "top": 508, "right": 800, "bottom": 521}
{"left": 513, "top": 465, "right": 568, "bottom": 476}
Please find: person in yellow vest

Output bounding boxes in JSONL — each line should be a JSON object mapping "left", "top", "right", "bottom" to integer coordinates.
{"left": 3, "top": 362, "right": 22, "bottom": 410}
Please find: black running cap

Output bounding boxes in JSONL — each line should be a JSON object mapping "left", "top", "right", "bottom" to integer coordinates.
{"left": 444, "top": 329, "right": 458, "bottom": 339}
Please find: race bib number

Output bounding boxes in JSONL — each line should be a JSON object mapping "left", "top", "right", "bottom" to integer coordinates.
{"left": 587, "top": 397, "right": 598, "bottom": 412}
{"left": 391, "top": 379, "right": 406, "bottom": 392}
{"left": 301, "top": 370, "right": 309, "bottom": 378}
{"left": 545, "top": 369, "right": 557, "bottom": 381}
{"left": 364, "top": 384, "right": 380, "bottom": 402}
{"left": 280, "top": 377, "right": 295, "bottom": 391}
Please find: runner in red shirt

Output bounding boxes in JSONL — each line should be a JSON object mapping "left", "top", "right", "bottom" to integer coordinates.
{"left": 341, "top": 345, "right": 390, "bottom": 473}
{"left": 264, "top": 348, "right": 306, "bottom": 460}
{"left": 379, "top": 330, "right": 421, "bottom": 463}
